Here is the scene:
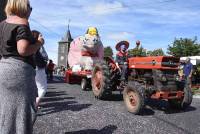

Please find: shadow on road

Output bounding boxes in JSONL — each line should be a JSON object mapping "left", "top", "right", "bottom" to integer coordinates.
{"left": 41, "top": 96, "right": 75, "bottom": 102}
{"left": 37, "top": 90, "right": 92, "bottom": 116}
{"left": 38, "top": 100, "right": 92, "bottom": 116}
{"left": 47, "top": 87, "right": 56, "bottom": 90}
{"left": 102, "top": 93, "right": 123, "bottom": 101}
{"left": 47, "top": 76, "right": 66, "bottom": 84}
{"left": 140, "top": 107, "right": 155, "bottom": 116}
{"left": 44, "top": 91, "right": 66, "bottom": 97}
{"left": 164, "top": 105, "right": 196, "bottom": 114}
{"left": 145, "top": 99, "right": 196, "bottom": 115}
{"left": 48, "top": 80, "right": 65, "bottom": 84}
{"left": 65, "top": 125, "right": 117, "bottom": 134}
{"left": 130, "top": 99, "right": 197, "bottom": 116}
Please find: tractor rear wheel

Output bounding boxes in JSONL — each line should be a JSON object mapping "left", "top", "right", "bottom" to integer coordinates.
{"left": 123, "top": 82, "right": 145, "bottom": 114}
{"left": 91, "top": 61, "right": 114, "bottom": 99}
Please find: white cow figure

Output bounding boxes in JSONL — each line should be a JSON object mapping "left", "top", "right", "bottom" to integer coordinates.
{"left": 68, "top": 33, "right": 104, "bottom": 72}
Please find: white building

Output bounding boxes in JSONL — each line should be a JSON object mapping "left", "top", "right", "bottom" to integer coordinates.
{"left": 180, "top": 56, "right": 200, "bottom": 65}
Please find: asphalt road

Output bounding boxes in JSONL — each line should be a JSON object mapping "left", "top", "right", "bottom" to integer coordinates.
{"left": 33, "top": 78, "right": 200, "bottom": 134}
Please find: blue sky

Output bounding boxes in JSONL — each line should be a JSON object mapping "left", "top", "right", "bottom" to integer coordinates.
{"left": 29, "top": 0, "right": 200, "bottom": 64}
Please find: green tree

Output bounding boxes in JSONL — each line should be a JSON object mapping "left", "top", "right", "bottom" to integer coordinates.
{"left": 147, "top": 48, "right": 164, "bottom": 56}
{"left": 104, "top": 46, "right": 113, "bottom": 57}
{"left": 128, "top": 46, "right": 146, "bottom": 57}
{"left": 167, "top": 37, "right": 200, "bottom": 57}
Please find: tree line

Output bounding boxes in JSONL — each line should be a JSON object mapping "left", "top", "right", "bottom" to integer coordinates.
{"left": 104, "top": 37, "right": 200, "bottom": 58}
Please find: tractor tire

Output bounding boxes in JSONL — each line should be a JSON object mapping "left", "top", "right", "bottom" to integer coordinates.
{"left": 81, "top": 78, "right": 88, "bottom": 91}
{"left": 182, "top": 85, "right": 193, "bottom": 109}
{"left": 91, "top": 61, "right": 115, "bottom": 99}
{"left": 123, "top": 81, "right": 145, "bottom": 114}
{"left": 168, "top": 85, "right": 193, "bottom": 109}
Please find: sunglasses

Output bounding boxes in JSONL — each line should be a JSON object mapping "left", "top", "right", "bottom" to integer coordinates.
{"left": 28, "top": 4, "right": 32, "bottom": 11}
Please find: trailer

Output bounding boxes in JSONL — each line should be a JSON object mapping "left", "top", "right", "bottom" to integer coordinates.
{"left": 65, "top": 69, "right": 92, "bottom": 90}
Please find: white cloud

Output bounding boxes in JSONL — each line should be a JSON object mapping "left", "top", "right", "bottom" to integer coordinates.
{"left": 107, "top": 32, "right": 134, "bottom": 41}
{"left": 84, "top": 1, "right": 127, "bottom": 16}
{"left": 133, "top": 7, "right": 200, "bottom": 25}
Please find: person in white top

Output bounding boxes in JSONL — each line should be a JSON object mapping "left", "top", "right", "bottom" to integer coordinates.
{"left": 32, "top": 30, "right": 48, "bottom": 109}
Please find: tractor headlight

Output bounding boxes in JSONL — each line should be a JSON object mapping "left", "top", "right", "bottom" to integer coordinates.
{"left": 175, "top": 75, "right": 180, "bottom": 81}
{"left": 160, "top": 75, "right": 167, "bottom": 82}
{"left": 174, "top": 74, "right": 184, "bottom": 81}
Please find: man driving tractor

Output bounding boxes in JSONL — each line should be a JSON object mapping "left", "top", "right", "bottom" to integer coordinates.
{"left": 115, "top": 41, "right": 129, "bottom": 82}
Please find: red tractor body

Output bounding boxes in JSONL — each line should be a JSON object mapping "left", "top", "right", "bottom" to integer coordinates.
{"left": 128, "top": 56, "right": 179, "bottom": 70}
{"left": 128, "top": 56, "right": 184, "bottom": 100}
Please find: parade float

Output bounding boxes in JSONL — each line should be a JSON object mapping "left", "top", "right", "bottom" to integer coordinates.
{"left": 65, "top": 27, "right": 104, "bottom": 90}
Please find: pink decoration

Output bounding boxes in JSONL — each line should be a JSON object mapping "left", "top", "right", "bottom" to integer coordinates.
{"left": 68, "top": 35, "right": 104, "bottom": 70}
{"left": 68, "top": 37, "right": 82, "bottom": 67}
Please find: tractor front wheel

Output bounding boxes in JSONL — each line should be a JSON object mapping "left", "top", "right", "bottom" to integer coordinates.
{"left": 123, "top": 82, "right": 145, "bottom": 114}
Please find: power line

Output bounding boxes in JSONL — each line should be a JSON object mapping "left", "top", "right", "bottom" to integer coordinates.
{"left": 30, "top": 17, "right": 62, "bottom": 37}
{"left": 29, "top": 18, "right": 63, "bottom": 55}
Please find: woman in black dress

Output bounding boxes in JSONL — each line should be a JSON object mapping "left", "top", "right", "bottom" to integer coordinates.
{"left": 0, "top": 0, "right": 44, "bottom": 133}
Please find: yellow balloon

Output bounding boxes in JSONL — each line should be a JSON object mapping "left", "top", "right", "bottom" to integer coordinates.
{"left": 87, "top": 27, "right": 98, "bottom": 36}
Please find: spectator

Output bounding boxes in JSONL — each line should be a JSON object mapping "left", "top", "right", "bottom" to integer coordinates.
{"left": 47, "top": 59, "right": 55, "bottom": 80}
{"left": 192, "top": 66, "right": 199, "bottom": 85}
{"left": 178, "top": 61, "right": 185, "bottom": 80}
{"left": 62, "top": 66, "right": 66, "bottom": 76}
{"left": 0, "top": 0, "right": 44, "bottom": 133}
{"left": 32, "top": 30, "right": 48, "bottom": 109}
{"left": 183, "top": 58, "right": 193, "bottom": 87}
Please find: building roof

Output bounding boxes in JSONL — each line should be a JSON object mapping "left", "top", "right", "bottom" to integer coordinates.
{"left": 60, "top": 29, "right": 73, "bottom": 43}
{"left": 180, "top": 56, "right": 200, "bottom": 65}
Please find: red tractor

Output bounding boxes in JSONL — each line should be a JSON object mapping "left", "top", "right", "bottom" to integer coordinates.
{"left": 91, "top": 56, "right": 193, "bottom": 114}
